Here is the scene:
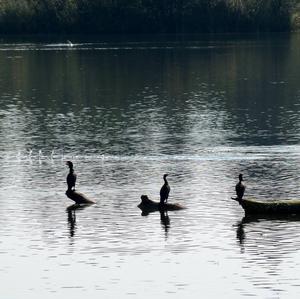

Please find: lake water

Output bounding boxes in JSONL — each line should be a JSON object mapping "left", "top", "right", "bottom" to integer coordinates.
{"left": 1, "top": 33, "right": 300, "bottom": 298}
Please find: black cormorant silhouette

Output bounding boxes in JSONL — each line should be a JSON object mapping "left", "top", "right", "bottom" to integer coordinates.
{"left": 235, "top": 174, "right": 245, "bottom": 200}
{"left": 160, "top": 174, "right": 170, "bottom": 204}
{"left": 66, "top": 161, "right": 77, "bottom": 191}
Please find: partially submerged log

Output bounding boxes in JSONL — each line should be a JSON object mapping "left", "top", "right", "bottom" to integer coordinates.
{"left": 138, "top": 195, "right": 185, "bottom": 213}
{"left": 233, "top": 197, "right": 300, "bottom": 215}
{"left": 66, "top": 190, "right": 96, "bottom": 205}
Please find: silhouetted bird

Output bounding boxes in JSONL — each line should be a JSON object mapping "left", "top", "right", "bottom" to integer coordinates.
{"left": 160, "top": 174, "right": 170, "bottom": 204}
{"left": 66, "top": 161, "right": 77, "bottom": 191}
{"left": 236, "top": 174, "right": 245, "bottom": 200}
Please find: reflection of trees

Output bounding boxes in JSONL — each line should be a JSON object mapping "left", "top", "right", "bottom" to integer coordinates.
{"left": 223, "top": 34, "right": 300, "bottom": 146}
{"left": 1, "top": 34, "right": 300, "bottom": 155}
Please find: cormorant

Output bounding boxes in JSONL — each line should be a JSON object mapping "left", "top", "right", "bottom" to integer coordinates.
{"left": 66, "top": 161, "right": 77, "bottom": 191}
{"left": 236, "top": 174, "right": 245, "bottom": 200}
{"left": 160, "top": 174, "right": 170, "bottom": 205}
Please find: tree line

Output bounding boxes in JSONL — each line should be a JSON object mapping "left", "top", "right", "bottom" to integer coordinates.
{"left": 0, "top": 0, "right": 298, "bottom": 34}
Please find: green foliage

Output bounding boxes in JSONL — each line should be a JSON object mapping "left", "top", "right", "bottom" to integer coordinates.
{"left": 0, "top": 0, "right": 296, "bottom": 34}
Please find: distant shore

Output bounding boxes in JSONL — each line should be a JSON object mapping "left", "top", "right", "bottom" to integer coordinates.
{"left": 0, "top": 1, "right": 299, "bottom": 34}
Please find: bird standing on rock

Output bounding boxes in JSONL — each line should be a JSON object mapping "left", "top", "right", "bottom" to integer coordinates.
{"left": 66, "top": 161, "right": 77, "bottom": 192}
{"left": 160, "top": 174, "right": 170, "bottom": 205}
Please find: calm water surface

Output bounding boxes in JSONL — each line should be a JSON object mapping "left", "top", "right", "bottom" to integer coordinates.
{"left": 1, "top": 33, "right": 300, "bottom": 298}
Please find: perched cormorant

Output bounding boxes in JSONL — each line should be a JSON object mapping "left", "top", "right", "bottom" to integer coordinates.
{"left": 66, "top": 161, "right": 77, "bottom": 191}
{"left": 236, "top": 174, "right": 245, "bottom": 200}
{"left": 160, "top": 174, "right": 170, "bottom": 204}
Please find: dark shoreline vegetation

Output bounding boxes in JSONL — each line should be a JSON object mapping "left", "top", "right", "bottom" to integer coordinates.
{"left": 0, "top": 0, "right": 300, "bottom": 34}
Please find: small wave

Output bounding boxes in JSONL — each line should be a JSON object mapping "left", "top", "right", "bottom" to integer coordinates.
{"left": 2, "top": 145, "right": 300, "bottom": 163}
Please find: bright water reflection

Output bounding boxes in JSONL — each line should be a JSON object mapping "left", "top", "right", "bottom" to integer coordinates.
{"left": 1, "top": 33, "right": 300, "bottom": 298}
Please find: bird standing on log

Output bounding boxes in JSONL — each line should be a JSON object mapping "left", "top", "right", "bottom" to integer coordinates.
{"left": 66, "top": 161, "right": 77, "bottom": 192}
{"left": 160, "top": 174, "right": 170, "bottom": 205}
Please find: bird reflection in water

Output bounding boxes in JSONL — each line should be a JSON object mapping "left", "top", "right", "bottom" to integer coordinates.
{"left": 235, "top": 214, "right": 300, "bottom": 254}
{"left": 66, "top": 204, "right": 92, "bottom": 238}
{"left": 160, "top": 210, "right": 170, "bottom": 239}
{"left": 236, "top": 218, "right": 246, "bottom": 253}
{"left": 67, "top": 206, "right": 77, "bottom": 238}
{"left": 140, "top": 208, "right": 171, "bottom": 239}
{"left": 236, "top": 216, "right": 262, "bottom": 253}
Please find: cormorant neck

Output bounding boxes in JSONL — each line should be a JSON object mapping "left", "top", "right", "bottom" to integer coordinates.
{"left": 69, "top": 168, "right": 74, "bottom": 173}
{"left": 164, "top": 176, "right": 168, "bottom": 184}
